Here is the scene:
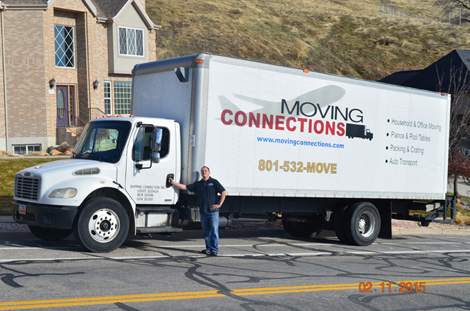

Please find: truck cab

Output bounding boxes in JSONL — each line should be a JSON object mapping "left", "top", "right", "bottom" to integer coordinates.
{"left": 13, "top": 116, "right": 182, "bottom": 252}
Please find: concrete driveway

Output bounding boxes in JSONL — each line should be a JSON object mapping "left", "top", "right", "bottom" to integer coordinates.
{"left": 448, "top": 178, "right": 470, "bottom": 198}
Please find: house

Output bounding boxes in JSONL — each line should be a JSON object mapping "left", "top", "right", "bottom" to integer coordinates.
{"left": 380, "top": 50, "right": 470, "bottom": 94}
{"left": 380, "top": 49, "right": 470, "bottom": 148}
{"left": 0, "top": 0, "right": 159, "bottom": 154}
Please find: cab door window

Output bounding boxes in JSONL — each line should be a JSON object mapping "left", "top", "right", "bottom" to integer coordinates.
{"left": 133, "top": 126, "right": 169, "bottom": 161}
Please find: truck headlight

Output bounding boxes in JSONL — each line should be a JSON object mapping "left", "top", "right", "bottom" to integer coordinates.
{"left": 48, "top": 188, "right": 78, "bottom": 199}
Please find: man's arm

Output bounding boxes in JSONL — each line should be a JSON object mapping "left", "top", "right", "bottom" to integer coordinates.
{"left": 211, "top": 190, "right": 227, "bottom": 211}
{"left": 219, "top": 190, "right": 226, "bottom": 206}
{"left": 168, "top": 177, "right": 187, "bottom": 191}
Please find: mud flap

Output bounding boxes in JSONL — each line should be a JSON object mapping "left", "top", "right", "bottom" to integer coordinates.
{"left": 378, "top": 203, "right": 392, "bottom": 239}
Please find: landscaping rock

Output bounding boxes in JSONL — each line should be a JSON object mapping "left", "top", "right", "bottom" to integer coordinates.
{"left": 0, "top": 150, "right": 12, "bottom": 157}
{"left": 30, "top": 151, "right": 50, "bottom": 156}
{"left": 49, "top": 149, "right": 64, "bottom": 156}
{"left": 46, "top": 142, "right": 73, "bottom": 155}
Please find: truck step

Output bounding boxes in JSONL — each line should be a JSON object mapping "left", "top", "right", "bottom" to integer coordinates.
{"left": 136, "top": 226, "right": 183, "bottom": 234}
{"left": 409, "top": 201, "right": 442, "bottom": 212}
{"left": 136, "top": 206, "right": 175, "bottom": 213}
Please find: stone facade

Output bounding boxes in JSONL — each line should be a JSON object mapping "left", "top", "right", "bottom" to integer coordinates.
{"left": 0, "top": 0, "right": 158, "bottom": 153}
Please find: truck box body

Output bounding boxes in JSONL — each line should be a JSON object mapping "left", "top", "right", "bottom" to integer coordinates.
{"left": 132, "top": 54, "right": 450, "bottom": 200}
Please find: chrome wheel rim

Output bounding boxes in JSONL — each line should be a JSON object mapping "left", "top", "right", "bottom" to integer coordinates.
{"left": 88, "top": 209, "right": 120, "bottom": 243}
{"left": 357, "top": 211, "right": 375, "bottom": 238}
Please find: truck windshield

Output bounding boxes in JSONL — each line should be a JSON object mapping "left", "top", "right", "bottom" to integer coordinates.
{"left": 72, "top": 121, "right": 132, "bottom": 163}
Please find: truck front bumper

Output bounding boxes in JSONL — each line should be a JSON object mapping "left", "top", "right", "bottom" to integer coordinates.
{"left": 13, "top": 202, "right": 78, "bottom": 229}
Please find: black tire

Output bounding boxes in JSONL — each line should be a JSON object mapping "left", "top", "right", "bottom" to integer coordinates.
{"left": 28, "top": 225, "right": 72, "bottom": 241}
{"left": 73, "top": 197, "right": 129, "bottom": 253}
{"left": 282, "top": 218, "right": 322, "bottom": 238}
{"left": 333, "top": 206, "right": 350, "bottom": 244}
{"left": 344, "top": 202, "right": 381, "bottom": 246}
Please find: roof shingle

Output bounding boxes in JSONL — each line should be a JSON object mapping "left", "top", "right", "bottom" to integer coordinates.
{"left": 1, "top": 0, "right": 48, "bottom": 4}
{"left": 89, "top": 0, "right": 129, "bottom": 19}
{"left": 380, "top": 50, "right": 470, "bottom": 94}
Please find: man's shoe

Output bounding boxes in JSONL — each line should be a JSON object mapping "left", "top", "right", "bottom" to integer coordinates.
{"left": 210, "top": 252, "right": 218, "bottom": 256}
{"left": 202, "top": 249, "right": 211, "bottom": 255}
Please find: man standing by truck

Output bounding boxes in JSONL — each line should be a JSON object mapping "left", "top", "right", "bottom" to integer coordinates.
{"left": 169, "top": 166, "right": 226, "bottom": 256}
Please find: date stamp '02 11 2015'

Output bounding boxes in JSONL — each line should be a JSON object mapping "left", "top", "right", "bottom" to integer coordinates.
{"left": 359, "top": 282, "right": 426, "bottom": 293}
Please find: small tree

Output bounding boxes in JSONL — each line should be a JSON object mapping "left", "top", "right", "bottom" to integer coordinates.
{"left": 434, "top": 0, "right": 470, "bottom": 11}
{"left": 434, "top": 0, "right": 470, "bottom": 26}
{"left": 438, "top": 62, "right": 470, "bottom": 198}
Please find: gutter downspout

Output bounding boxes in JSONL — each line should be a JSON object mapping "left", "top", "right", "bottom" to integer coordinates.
{"left": 1, "top": 1, "right": 8, "bottom": 152}
{"left": 84, "top": 11, "right": 91, "bottom": 122}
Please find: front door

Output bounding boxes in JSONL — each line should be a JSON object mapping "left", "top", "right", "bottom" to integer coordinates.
{"left": 125, "top": 122, "right": 178, "bottom": 205}
{"left": 56, "top": 85, "right": 76, "bottom": 127}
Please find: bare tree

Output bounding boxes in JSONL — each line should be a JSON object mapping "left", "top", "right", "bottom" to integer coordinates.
{"left": 434, "top": 0, "right": 470, "bottom": 11}
{"left": 438, "top": 62, "right": 470, "bottom": 198}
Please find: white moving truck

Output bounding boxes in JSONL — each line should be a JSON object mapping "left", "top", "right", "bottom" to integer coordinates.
{"left": 13, "top": 54, "right": 453, "bottom": 252}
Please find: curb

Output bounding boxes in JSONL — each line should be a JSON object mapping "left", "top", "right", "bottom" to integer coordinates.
{"left": 392, "top": 227, "right": 470, "bottom": 236}
{"left": 0, "top": 216, "right": 13, "bottom": 223}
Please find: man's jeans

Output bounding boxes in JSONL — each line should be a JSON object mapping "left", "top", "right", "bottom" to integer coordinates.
{"left": 200, "top": 212, "right": 219, "bottom": 253}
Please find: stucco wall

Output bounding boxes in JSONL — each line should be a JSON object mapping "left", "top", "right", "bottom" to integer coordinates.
{"left": 110, "top": 4, "right": 150, "bottom": 74}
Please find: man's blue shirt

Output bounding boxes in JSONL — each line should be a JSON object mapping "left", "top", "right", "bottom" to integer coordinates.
{"left": 186, "top": 177, "right": 225, "bottom": 214}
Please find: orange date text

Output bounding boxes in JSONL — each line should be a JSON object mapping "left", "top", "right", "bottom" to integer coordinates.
{"left": 358, "top": 282, "right": 426, "bottom": 293}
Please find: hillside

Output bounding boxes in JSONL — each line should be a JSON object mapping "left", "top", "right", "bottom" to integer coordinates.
{"left": 146, "top": 0, "right": 470, "bottom": 80}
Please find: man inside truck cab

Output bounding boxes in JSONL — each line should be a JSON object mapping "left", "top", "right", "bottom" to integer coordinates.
{"left": 169, "top": 166, "right": 226, "bottom": 256}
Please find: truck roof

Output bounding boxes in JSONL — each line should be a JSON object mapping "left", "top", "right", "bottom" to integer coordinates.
{"left": 132, "top": 53, "right": 449, "bottom": 100}
{"left": 91, "top": 116, "right": 174, "bottom": 125}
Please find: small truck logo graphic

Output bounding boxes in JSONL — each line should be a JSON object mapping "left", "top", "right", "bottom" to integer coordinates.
{"left": 346, "top": 123, "right": 373, "bottom": 140}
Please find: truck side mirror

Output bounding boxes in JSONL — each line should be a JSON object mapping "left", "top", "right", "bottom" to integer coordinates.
{"left": 151, "top": 128, "right": 163, "bottom": 163}
{"left": 152, "top": 152, "right": 160, "bottom": 164}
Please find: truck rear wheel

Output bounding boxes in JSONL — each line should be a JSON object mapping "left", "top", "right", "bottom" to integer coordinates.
{"left": 282, "top": 216, "right": 322, "bottom": 238}
{"left": 73, "top": 197, "right": 129, "bottom": 253}
{"left": 344, "top": 202, "right": 380, "bottom": 246}
{"left": 28, "top": 226, "right": 72, "bottom": 241}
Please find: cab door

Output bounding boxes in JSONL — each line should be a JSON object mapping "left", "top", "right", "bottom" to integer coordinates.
{"left": 125, "top": 122, "right": 177, "bottom": 205}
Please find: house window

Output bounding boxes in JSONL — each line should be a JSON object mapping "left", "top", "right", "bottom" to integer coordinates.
{"left": 104, "top": 81, "right": 111, "bottom": 114}
{"left": 114, "top": 81, "right": 132, "bottom": 115}
{"left": 13, "top": 144, "right": 41, "bottom": 155}
{"left": 54, "top": 25, "right": 75, "bottom": 67}
{"left": 103, "top": 81, "right": 132, "bottom": 115}
{"left": 118, "top": 27, "right": 144, "bottom": 56}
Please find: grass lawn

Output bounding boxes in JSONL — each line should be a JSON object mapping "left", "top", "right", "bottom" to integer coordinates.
{"left": 0, "top": 157, "right": 65, "bottom": 216}
{"left": 454, "top": 196, "right": 470, "bottom": 225}
{"left": 406, "top": 195, "right": 470, "bottom": 225}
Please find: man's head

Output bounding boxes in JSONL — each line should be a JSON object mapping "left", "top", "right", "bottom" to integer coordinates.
{"left": 201, "top": 166, "right": 211, "bottom": 181}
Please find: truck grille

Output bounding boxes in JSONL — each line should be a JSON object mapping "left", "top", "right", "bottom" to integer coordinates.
{"left": 15, "top": 176, "right": 41, "bottom": 200}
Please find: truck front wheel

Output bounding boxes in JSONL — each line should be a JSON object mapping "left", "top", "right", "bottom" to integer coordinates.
{"left": 344, "top": 202, "right": 380, "bottom": 246}
{"left": 73, "top": 197, "right": 129, "bottom": 253}
{"left": 28, "top": 226, "right": 72, "bottom": 241}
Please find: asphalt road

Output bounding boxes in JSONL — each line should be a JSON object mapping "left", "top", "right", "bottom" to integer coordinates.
{"left": 1, "top": 222, "right": 470, "bottom": 311}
